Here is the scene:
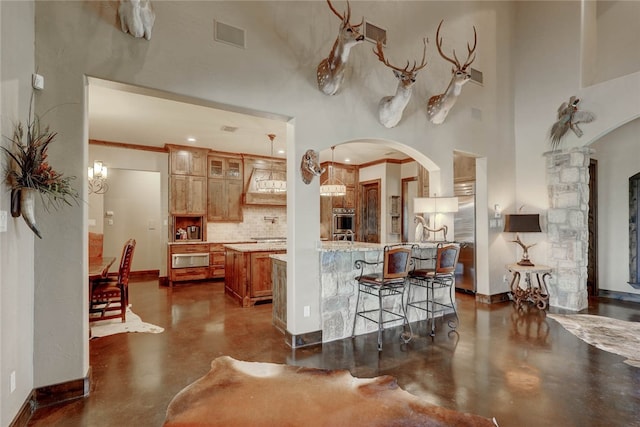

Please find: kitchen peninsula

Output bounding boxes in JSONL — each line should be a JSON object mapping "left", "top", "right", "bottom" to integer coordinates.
{"left": 272, "top": 242, "right": 441, "bottom": 344}
{"left": 224, "top": 242, "right": 286, "bottom": 307}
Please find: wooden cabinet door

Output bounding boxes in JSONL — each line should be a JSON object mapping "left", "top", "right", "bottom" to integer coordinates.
{"left": 226, "top": 157, "right": 243, "bottom": 180}
{"left": 170, "top": 150, "right": 191, "bottom": 175}
{"left": 250, "top": 252, "right": 275, "bottom": 298}
{"left": 189, "top": 176, "right": 207, "bottom": 214}
{"left": 170, "top": 175, "right": 189, "bottom": 214}
{"left": 207, "top": 178, "right": 226, "bottom": 221}
{"left": 344, "top": 186, "right": 356, "bottom": 209}
{"left": 226, "top": 180, "right": 243, "bottom": 221}
{"left": 190, "top": 150, "right": 207, "bottom": 177}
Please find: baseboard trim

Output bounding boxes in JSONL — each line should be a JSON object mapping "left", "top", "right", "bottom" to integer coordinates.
{"left": 475, "top": 292, "right": 510, "bottom": 304}
{"left": 598, "top": 290, "right": 640, "bottom": 304}
{"left": 9, "top": 371, "right": 90, "bottom": 427}
{"left": 285, "top": 330, "right": 322, "bottom": 348}
{"left": 9, "top": 390, "right": 35, "bottom": 427}
{"left": 32, "top": 370, "right": 90, "bottom": 409}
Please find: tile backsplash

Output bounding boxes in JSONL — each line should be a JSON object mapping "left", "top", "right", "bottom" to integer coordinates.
{"left": 206, "top": 205, "right": 287, "bottom": 241}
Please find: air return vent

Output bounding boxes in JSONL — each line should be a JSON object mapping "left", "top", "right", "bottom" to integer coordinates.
{"left": 221, "top": 125, "right": 238, "bottom": 133}
{"left": 469, "top": 67, "right": 483, "bottom": 85}
{"left": 214, "top": 20, "right": 246, "bottom": 49}
{"left": 364, "top": 20, "right": 387, "bottom": 45}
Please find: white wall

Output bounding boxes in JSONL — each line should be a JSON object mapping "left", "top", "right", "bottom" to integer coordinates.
{"left": 0, "top": 1, "right": 36, "bottom": 425}
{"left": 591, "top": 118, "right": 640, "bottom": 296}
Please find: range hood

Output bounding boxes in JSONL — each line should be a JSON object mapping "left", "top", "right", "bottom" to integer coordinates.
{"left": 244, "top": 167, "right": 286, "bottom": 206}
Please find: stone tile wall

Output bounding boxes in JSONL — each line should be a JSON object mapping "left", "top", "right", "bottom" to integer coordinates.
{"left": 545, "top": 147, "right": 593, "bottom": 311}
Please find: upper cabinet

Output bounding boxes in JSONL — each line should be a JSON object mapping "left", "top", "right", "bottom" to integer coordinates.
{"left": 169, "top": 146, "right": 207, "bottom": 176}
{"left": 208, "top": 153, "right": 244, "bottom": 222}
{"left": 168, "top": 145, "right": 208, "bottom": 215}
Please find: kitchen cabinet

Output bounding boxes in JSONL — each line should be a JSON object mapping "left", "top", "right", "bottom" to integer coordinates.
{"left": 271, "top": 256, "right": 287, "bottom": 333}
{"left": 168, "top": 243, "right": 210, "bottom": 286}
{"left": 209, "top": 243, "right": 226, "bottom": 279}
{"left": 224, "top": 244, "right": 286, "bottom": 307}
{"left": 169, "top": 146, "right": 207, "bottom": 176}
{"left": 208, "top": 154, "right": 244, "bottom": 222}
{"left": 320, "top": 162, "right": 358, "bottom": 239}
{"left": 171, "top": 175, "right": 207, "bottom": 215}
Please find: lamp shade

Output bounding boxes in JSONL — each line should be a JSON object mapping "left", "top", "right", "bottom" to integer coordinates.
{"left": 413, "top": 197, "right": 459, "bottom": 213}
{"left": 503, "top": 214, "right": 541, "bottom": 233}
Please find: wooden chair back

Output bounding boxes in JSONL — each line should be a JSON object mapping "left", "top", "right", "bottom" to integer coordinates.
{"left": 382, "top": 245, "right": 412, "bottom": 280}
{"left": 117, "top": 239, "right": 136, "bottom": 286}
{"left": 435, "top": 244, "right": 459, "bottom": 275}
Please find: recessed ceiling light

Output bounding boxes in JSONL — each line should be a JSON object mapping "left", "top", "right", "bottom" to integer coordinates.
{"left": 187, "top": 137, "right": 196, "bottom": 142}
{"left": 344, "top": 158, "right": 351, "bottom": 163}
{"left": 277, "top": 149, "right": 285, "bottom": 154}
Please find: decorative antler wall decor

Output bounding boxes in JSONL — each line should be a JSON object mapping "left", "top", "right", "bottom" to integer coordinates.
{"left": 426, "top": 20, "right": 477, "bottom": 124}
{"left": 316, "top": 0, "right": 365, "bottom": 96}
{"left": 374, "top": 38, "right": 428, "bottom": 128}
{"left": 549, "top": 96, "right": 595, "bottom": 150}
{"left": 300, "top": 149, "right": 325, "bottom": 184}
{"left": 118, "top": 0, "right": 156, "bottom": 40}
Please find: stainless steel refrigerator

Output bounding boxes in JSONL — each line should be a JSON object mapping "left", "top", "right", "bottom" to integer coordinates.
{"left": 454, "top": 182, "right": 476, "bottom": 293}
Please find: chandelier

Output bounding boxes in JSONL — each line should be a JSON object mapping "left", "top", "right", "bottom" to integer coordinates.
{"left": 88, "top": 160, "right": 109, "bottom": 194}
{"left": 255, "top": 134, "right": 286, "bottom": 193}
{"left": 320, "top": 146, "right": 346, "bottom": 197}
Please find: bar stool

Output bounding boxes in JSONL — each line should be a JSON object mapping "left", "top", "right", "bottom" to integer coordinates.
{"left": 407, "top": 243, "right": 460, "bottom": 337}
{"left": 351, "top": 244, "right": 414, "bottom": 351}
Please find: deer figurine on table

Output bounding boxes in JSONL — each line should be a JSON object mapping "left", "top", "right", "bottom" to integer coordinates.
{"left": 426, "top": 20, "right": 477, "bottom": 124}
{"left": 316, "top": 0, "right": 365, "bottom": 96}
{"left": 374, "top": 38, "right": 428, "bottom": 128}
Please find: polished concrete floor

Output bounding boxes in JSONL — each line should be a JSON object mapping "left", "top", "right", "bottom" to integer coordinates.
{"left": 29, "top": 280, "right": 640, "bottom": 427}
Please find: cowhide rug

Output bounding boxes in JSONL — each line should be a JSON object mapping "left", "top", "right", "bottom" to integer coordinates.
{"left": 164, "top": 356, "right": 498, "bottom": 427}
{"left": 90, "top": 306, "right": 164, "bottom": 338}
{"left": 548, "top": 314, "right": 640, "bottom": 368}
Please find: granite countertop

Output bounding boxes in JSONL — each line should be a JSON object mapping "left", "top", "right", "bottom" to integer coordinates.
{"left": 319, "top": 241, "right": 438, "bottom": 252}
{"left": 270, "top": 254, "right": 287, "bottom": 262}
{"left": 224, "top": 242, "right": 287, "bottom": 252}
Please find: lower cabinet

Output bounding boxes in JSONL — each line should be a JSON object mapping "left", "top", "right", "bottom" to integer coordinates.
{"left": 272, "top": 257, "right": 287, "bottom": 333}
{"left": 225, "top": 248, "right": 286, "bottom": 307}
{"left": 168, "top": 243, "right": 210, "bottom": 286}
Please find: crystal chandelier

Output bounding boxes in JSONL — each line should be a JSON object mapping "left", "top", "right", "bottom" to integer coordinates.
{"left": 88, "top": 160, "right": 109, "bottom": 194}
{"left": 255, "top": 134, "right": 286, "bottom": 193}
{"left": 320, "top": 146, "right": 346, "bottom": 197}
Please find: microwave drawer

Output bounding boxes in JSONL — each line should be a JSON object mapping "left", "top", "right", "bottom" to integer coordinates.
{"left": 172, "top": 253, "right": 209, "bottom": 269}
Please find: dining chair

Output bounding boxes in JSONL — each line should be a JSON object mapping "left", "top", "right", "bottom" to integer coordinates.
{"left": 351, "top": 244, "right": 415, "bottom": 351}
{"left": 406, "top": 242, "right": 460, "bottom": 337}
{"left": 90, "top": 239, "right": 136, "bottom": 323}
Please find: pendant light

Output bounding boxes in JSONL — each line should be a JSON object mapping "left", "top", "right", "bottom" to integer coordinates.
{"left": 320, "top": 146, "right": 346, "bottom": 197}
{"left": 255, "top": 133, "right": 286, "bottom": 193}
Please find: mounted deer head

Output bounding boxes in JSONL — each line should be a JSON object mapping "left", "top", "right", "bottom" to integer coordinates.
{"left": 316, "top": 0, "right": 365, "bottom": 96}
{"left": 118, "top": 0, "right": 156, "bottom": 40}
{"left": 426, "top": 20, "right": 477, "bottom": 124}
{"left": 300, "top": 149, "right": 325, "bottom": 184}
{"left": 374, "top": 38, "right": 428, "bottom": 128}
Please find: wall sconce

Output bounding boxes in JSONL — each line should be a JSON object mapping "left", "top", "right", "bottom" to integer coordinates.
{"left": 413, "top": 196, "right": 459, "bottom": 242}
{"left": 88, "top": 161, "right": 109, "bottom": 194}
{"left": 504, "top": 214, "right": 541, "bottom": 266}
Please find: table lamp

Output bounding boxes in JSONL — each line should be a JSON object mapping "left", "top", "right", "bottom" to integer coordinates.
{"left": 504, "top": 214, "right": 541, "bottom": 266}
{"left": 414, "top": 196, "right": 459, "bottom": 242}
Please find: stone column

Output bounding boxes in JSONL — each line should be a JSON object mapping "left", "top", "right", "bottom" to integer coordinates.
{"left": 545, "top": 147, "right": 593, "bottom": 311}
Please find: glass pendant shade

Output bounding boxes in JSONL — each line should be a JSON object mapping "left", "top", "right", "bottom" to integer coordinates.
{"left": 256, "top": 134, "right": 286, "bottom": 193}
{"left": 320, "top": 146, "right": 346, "bottom": 197}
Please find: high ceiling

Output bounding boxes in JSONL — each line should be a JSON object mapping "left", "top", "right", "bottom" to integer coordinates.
{"left": 88, "top": 80, "right": 410, "bottom": 165}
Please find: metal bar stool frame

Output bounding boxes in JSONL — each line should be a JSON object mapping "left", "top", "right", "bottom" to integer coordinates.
{"left": 351, "top": 244, "right": 416, "bottom": 351}
{"left": 407, "top": 243, "right": 460, "bottom": 337}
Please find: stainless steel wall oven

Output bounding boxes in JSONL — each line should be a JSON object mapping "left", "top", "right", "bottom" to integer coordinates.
{"left": 332, "top": 208, "right": 356, "bottom": 240}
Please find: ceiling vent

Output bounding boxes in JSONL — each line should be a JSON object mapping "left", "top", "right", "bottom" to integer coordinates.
{"left": 214, "top": 20, "right": 246, "bottom": 49}
{"left": 364, "top": 20, "right": 387, "bottom": 45}
{"left": 221, "top": 125, "right": 238, "bottom": 133}
{"left": 469, "top": 67, "right": 483, "bottom": 85}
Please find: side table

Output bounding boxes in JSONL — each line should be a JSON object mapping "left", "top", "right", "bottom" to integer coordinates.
{"left": 507, "top": 264, "right": 552, "bottom": 310}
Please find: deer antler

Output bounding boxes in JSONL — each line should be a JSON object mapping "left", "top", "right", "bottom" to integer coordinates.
{"left": 326, "top": 0, "right": 363, "bottom": 27}
{"left": 435, "top": 20, "right": 477, "bottom": 71}
{"left": 373, "top": 38, "right": 428, "bottom": 74}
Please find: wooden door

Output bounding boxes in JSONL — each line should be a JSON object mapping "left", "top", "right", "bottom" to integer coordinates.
{"left": 587, "top": 159, "right": 598, "bottom": 297}
{"left": 360, "top": 180, "right": 380, "bottom": 243}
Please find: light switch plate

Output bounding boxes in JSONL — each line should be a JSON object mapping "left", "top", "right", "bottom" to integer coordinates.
{"left": 0, "top": 210, "right": 7, "bottom": 232}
